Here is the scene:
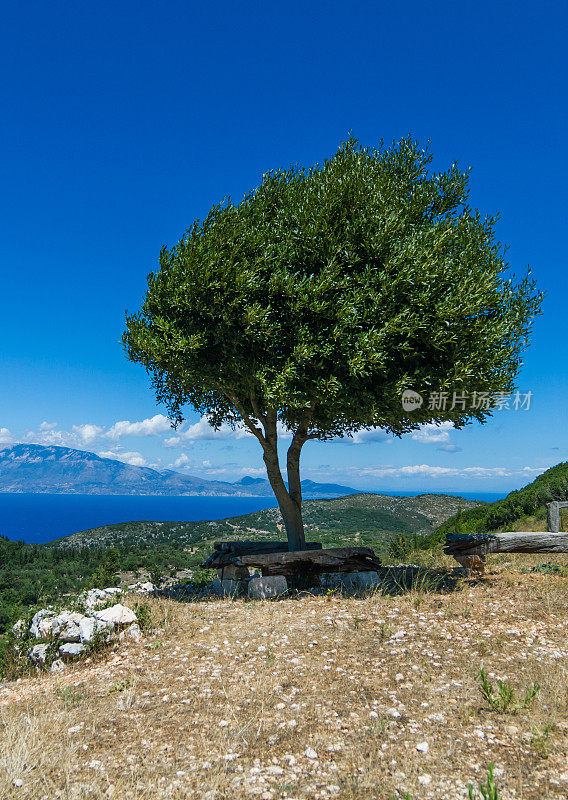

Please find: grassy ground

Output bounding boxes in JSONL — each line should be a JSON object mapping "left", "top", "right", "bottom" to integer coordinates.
{"left": 2, "top": 553, "right": 568, "bottom": 799}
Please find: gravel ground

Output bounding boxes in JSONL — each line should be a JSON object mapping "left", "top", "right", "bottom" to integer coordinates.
{"left": 2, "top": 560, "right": 568, "bottom": 799}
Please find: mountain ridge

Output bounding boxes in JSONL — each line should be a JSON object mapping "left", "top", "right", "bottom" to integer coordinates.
{"left": 0, "top": 444, "right": 360, "bottom": 498}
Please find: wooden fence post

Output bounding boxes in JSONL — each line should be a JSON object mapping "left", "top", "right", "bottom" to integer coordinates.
{"left": 547, "top": 502, "right": 560, "bottom": 533}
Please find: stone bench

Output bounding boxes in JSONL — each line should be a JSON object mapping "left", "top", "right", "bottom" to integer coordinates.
{"left": 203, "top": 544, "right": 382, "bottom": 599}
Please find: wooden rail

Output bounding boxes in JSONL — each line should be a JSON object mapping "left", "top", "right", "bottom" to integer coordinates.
{"left": 445, "top": 532, "right": 568, "bottom": 557}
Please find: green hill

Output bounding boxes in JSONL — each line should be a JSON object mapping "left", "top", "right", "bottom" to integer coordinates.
{"left": 51, "top": 492, "right": 482, "bottom": 552}
{"left": 0, "top": 492, "right": 482, "bottom": 643}
{"left": 437, "top": 462, "right": 568, "bottom": 537}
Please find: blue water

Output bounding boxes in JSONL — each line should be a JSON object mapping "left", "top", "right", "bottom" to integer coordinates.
{"left": 0, "top": 491, "right": 507, "bottom": 544}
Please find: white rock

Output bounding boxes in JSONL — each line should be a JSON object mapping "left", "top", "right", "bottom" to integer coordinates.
{"left": 305, "top": 747, "right": 318, "bottom": 759}
{"left": 30, "top": 609, "right": 59, "bottom": 639}
{"left": 28, "top": 644, "right": 49, "bottom": 664}
{"left": 125, "top": 622, "right": 143, "bottom": 642}
{"left": 59, "top": 642, "right": 86, "bottom": 658}
{"left": 137, "top": 582, "right": 154, "bottom": 593}
{"left": 418, "top": 774, "right": 432, "bottom": 785}
{"left": 82, "top": 588, "right": 109, "bottom": 611}
{"left": 58, "top": 621, "right": 82, "bottom": 643}
{"left": 248, "top": 576, "right": 288, "bottom": 599}
{"left": 94, "top": 604, "right": 137, "bottom": 626}
{"left": 50, "top": 659, "right": 66, "bottom": 673}
{"left": 386, "top": 708, "right": 401, "bottom": 718}
{"left": 12, "top": 619, "right": 26, "bottom": 637}
{"left": 67, "top": 723, "right": 84, "bottom": 734}
{"left": 79, "top": 616, "right": 97, "bottom": 643}
{"left": 416, "top": 741, "right": 429, "bottom": 753}
{"left": 13, "top": 779, "right": 23, "bottom": 788}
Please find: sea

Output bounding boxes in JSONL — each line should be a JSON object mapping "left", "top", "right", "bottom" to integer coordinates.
{"left": 0, "top": 491, "right": 507, "bottom": 544}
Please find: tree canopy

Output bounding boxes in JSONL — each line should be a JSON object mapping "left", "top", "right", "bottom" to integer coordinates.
{"left": 123, "top": 136, "right": 542, "bottom": 549}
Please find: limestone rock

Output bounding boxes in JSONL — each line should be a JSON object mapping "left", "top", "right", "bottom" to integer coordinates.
{"left": 94, "top": 604, "right": 137, "bottom": 626}
{"left": 50, "top": 658, "right": 66, "bottom": 673}
{"left": 126, "top": 622, "right": 143, "bottom": 642}
{"left": 248, "top": 575, "right": 288, "bottom": 600}
{"left": 59, "top": 642, "right": 87, "bottom": 658}
{"left": 78, "top": 616, "right": 97, "bottom": 643}
{"left": 319, "top": 571, "right": 381, "bottom": 591}
{"left": 82, "top": 588, "right": 112, "bottom": 611}
{"left": 30, "top": 609, "right": 59, "bottom": 639}
{"left": 136, "top": 582, "right": 155, "bottom": 593}
{"left": 28, "top": 644, "right": 49, "bottom": 664}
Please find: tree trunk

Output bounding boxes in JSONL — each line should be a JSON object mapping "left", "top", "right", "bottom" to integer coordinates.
{"left": 262, "top": 443, "right": 306, "bottom": 551}
{"left": 286, "top": 434, "right": 306, "bottom": 551}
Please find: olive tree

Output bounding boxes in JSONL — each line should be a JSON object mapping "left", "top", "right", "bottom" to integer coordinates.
{"left": 123, "top": 137, "right": 541, "bottom": 551}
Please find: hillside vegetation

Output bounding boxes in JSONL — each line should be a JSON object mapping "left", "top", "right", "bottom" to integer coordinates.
{"left": 53, "top": 493, "right": 481, "bottom": 550}
{"left": 437, "top": 462, "right": 568, "bottom": 537}
{"left": 0, "top": 493, "right": 480, "bottom": 640}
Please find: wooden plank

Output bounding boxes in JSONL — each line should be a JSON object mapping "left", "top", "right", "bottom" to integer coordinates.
{"left": 202, "top": 541, "right": 322, "bottom": 569}
{"left": 233, "top": 546, "right": 382, "bottom": 577}
{"left": 445, "top": 532, "right": 568, "bottom": 557}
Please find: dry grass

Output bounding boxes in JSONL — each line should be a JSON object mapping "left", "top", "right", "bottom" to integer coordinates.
{"left": 2, "top": 556, "right": 568, "bottom": 799}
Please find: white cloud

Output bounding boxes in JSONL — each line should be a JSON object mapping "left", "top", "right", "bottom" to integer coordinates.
{"left": 345, "top": 463, "right": 548, "bottom": 481}
{"left": 72, "top": 423, "right": 105, "bottom": 444}
{"left": 99, "top": 449, "right": 148, "bottom": 467}
{"left": 437, "top": 443, "right": 462, "bottom": 453}
{"left": 25, "top": 428, "right": 77, "bottom": 447}
{"left": 173, "top": 453, "right": 191, "bottom": 469}
{"left": 180, "top": 417, "right": 252, "bottom": 442}
{"left": 0, "top": 427, "right": 13, "bottom": 444}
{"left": 106, "top": 414, "right": 172, "bottom": 440}
{"left": 25, "top": 422, "right": 104, "bottom": 449}
{"left": 171, "top": 416, "right": 292, "bottom": 443}
{"left": 411, "top": 422, "right": 454, "bottom": 444}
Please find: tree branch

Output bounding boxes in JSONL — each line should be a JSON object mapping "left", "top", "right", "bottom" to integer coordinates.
{"left": 249, "top": 390, "right": 268, "bottom": 429}
{"left": 226, "top": 392, "right": 267, "bottom": 447}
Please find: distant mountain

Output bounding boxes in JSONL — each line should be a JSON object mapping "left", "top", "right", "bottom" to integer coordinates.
{"left": 232, "top": 475, "right": 359, "bottom": 497}
{"left": 0, "top": 444, "right": 361, "bottom": 498}
{"left": 234, "top": 476, "right": 267, "bottom": 486}
{"left": 0, "top": 444, "right": 248, "bottom": 496}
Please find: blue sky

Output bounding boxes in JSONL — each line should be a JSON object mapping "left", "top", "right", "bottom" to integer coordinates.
{"left": 0, "top": 0, "right": 566, "bottom": 494}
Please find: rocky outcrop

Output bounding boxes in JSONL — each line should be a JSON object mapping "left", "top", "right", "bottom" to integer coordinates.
{"left": 13, "top": 599, "right": 143, "bottom": 673}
